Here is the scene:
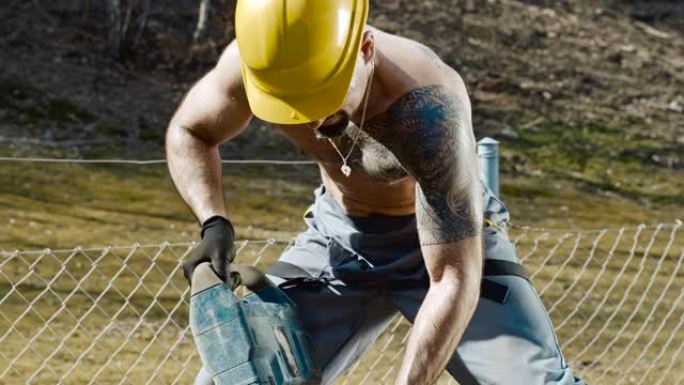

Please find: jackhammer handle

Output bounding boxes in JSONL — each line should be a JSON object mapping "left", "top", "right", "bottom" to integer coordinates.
{"left": 191, "top": 263, "right": 274, "bottom": 296}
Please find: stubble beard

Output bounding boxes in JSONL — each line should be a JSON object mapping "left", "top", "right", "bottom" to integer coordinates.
{"left": 314, "top": 113, "right": 351, "bottom": 139}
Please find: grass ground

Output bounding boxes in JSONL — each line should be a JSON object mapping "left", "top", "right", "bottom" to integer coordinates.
{"left": 2, "top": 118, "right": 682, "bottom": 252}
{"left": 1, "top": 141, "right": 682, "bottom": 384}
{"left": 1, "top": 223, "right": 681, "bottom": 384}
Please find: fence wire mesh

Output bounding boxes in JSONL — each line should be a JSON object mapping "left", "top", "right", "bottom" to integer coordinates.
{"left": 1, "top": 223, "right": 682, "bottom": 385}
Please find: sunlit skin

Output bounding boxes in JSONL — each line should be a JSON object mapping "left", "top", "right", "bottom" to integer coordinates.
{"left": 166, "top": 26, "right": 482, "bottom": 385}
{"left": 275, "top": 32, "right": 420, "bottom": 217}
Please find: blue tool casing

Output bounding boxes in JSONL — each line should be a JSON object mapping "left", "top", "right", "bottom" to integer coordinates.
{"left": 189, "top": 263, "right": 320, "bottom": 385}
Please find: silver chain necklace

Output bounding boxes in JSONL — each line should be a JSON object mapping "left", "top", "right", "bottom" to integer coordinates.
{"left": 327, "top": 61, "right": 375, "bottom": 177}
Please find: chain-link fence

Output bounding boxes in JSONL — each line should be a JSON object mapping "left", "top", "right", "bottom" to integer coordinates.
{"left": 1, "top": 223, "right": 683, "bottom": 385}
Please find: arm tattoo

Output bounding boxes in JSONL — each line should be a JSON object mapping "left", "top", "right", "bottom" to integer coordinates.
{"left": 365, "top": 86, "right": 482, "bottom": 245}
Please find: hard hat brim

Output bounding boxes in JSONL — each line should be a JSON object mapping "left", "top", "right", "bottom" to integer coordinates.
{"left": 241, "top": 49, "right": 361, "bottom": 125}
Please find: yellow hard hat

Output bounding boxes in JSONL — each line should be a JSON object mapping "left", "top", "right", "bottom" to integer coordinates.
{"left": 235, "top": 0, "right": 369, "bottom": 124}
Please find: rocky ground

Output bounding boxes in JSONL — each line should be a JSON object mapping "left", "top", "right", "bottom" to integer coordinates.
{"left": 2, "top": 0, "right": 682, "bottom": 154}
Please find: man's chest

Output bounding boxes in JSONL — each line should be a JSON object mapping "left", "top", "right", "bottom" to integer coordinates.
{"left": 277, "top": 120, "right": 408, "bottom": 182}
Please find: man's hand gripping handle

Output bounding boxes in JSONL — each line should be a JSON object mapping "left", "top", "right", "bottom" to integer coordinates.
{"left": 183, "top": 216, "right": 236, "bottom": 286}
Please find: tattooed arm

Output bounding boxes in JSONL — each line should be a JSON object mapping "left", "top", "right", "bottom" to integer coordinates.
{"left": 374, "top": 85, "right": 483, "bottom": 385}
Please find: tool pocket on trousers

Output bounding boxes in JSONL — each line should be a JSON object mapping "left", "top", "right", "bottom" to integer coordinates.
{"left": 481, "top": 259, "right": 530, "bottom": 305}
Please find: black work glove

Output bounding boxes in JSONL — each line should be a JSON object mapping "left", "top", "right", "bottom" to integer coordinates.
{"left": 183, "top": 216, "right": 236, "bottom": 286}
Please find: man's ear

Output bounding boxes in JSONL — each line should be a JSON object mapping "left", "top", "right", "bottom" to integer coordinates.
{"left": 360, "top": 31, "right": 375, "bottom": 64}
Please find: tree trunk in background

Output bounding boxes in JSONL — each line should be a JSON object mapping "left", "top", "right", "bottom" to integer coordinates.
{"left": 104, "top": 0, "right": 124, "bottom": 59}
{"left": 133, "top": 0, "right": 150, "bottom": 46}
{"left": 103, "top": 0, "right": 150, "bottom": 60}
{"left": 193, "top": 0, "right": 212, "bottom": 44}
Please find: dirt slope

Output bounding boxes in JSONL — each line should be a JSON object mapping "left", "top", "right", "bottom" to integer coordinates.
{"left": 2, "top": 0, "right": 682, "bottom": 146}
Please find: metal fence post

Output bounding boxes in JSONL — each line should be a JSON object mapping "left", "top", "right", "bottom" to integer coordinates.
{"left": 478, "top": 137, "right": 500, "bottom": 198}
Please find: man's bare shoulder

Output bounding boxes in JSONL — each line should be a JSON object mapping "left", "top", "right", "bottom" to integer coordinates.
{"left": 371, "top": 26, "right": 468, "bottom": 97}
{"left": 211, "top": 40, "right": 246, "bottom": 93}
{"left": 216, "top": 40, "right": 241, "bottom": 66}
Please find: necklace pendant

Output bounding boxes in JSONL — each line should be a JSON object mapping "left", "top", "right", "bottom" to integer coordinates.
{"left": 341, "top": 164, "right": 352, "bottom": 177}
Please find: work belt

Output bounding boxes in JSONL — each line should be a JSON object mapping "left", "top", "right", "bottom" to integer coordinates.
{"left": 268, "top": 258, "right": 529, "bottom": 305}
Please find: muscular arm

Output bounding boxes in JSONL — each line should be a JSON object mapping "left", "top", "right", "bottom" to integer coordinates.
{"left": 166, "top": 42, "right": 252, "bottom": 223}
{"left": 373, "top": 85, "right": 483, "bottom": 385}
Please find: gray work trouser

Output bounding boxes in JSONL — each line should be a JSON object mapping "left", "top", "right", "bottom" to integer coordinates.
{"left": 194, "top": 185, "right": 585, "bottom": 385}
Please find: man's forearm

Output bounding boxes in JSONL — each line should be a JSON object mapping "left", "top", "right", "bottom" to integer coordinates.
{"left": 395, "top": 244, "right": 482, "bottom": 385}
{"left": 166, "top": 124, "right": 227, "bottom": 223}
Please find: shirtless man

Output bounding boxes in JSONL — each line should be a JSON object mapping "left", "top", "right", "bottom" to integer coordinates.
{"left": 166, "top": 1, "right": 585, "bottom": 384}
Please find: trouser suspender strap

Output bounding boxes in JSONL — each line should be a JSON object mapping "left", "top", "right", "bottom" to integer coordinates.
{"left": 483, "top": 259, "right": 530, "bottom": 281}
{"left": 267, "top": 261, "right": 331, "bottom": 290}
{"left": 480, "top": 259, "right": 530, "bottom": 304}
{"left": 269, "top": 259, "right": 529, "bottom": 305}
{"left": 268, "top": 261, "right": 313, "bottom": 280}
{"left": 450, "top": 353, "right": 482, "bottom": 385}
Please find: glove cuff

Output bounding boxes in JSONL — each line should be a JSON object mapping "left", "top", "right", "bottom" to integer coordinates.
{"left": 200, "top": 215, "right": 234, "bottom": 240}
